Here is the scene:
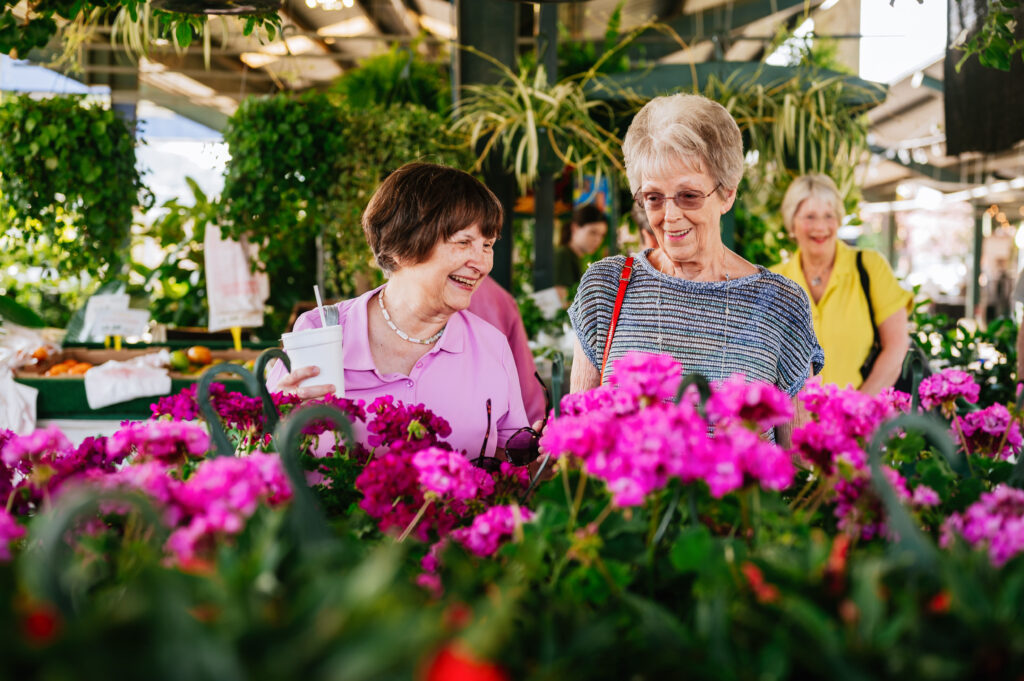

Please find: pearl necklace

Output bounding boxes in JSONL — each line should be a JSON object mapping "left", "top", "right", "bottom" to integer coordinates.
{"left": 378, "top": 288, "right": 445, "bottom": 345}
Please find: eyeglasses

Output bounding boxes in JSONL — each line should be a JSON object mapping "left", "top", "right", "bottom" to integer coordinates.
{"left": 470, "top": 372, "right": 552, "bottom": 473}
{"left": 633, "top": 184, "right": 721, "bottom": 212}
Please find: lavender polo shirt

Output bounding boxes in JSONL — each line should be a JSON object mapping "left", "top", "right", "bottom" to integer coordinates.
{"left": 267, "top": 285, "right": 529, "bottom": 458}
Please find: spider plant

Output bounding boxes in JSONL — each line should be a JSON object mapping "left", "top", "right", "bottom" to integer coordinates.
{"left": 449, "top": 46, "right": 628, "bottom": 195}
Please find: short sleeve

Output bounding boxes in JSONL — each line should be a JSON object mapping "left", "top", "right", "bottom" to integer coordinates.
{"left": 567, "top": 257, "right": 622, "bottom": 371}
{"left": 769, "top": 276, "right": 825, "bottom": 397}
{"left": 863, "top": 250, "right": 913, "bottom": 326}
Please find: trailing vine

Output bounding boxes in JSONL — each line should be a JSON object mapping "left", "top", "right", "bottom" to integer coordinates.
{"left": 0, "top": 0, "right": 280, "bottom": 60}
{"left": 0, "top": 94, "right": 150, "bottom": 277}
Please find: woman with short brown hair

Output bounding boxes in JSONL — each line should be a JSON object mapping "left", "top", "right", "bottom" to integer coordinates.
{"left": 269, "top": 162, "right": 530, "bottom": 463}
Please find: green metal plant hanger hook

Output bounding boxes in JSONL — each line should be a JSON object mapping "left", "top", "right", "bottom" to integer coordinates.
{"left": 523, "top": 351, "right": 564, "bottom": 499}
{"left": 24, "top": 489, "right": 167, "bottom": 616}
{"left": 273, "top": 404, "right": 357, "bottom": 547}
{"left": 255, "top": 348, "right": 291, "bottom": 435}
{"left": 674, "top": 372, "right": 712, "bottom": 413}
{"left": 866, "top": 413, "right": 958, "bottom": 573}
{"left": 197, "top": 363, "right": 263, "bottom": 458}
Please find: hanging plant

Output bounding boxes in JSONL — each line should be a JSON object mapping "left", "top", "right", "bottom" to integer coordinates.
{"left": 704, "top": 69, "right": 880, "bottom": 265}
{"left": 0, "top": 94, "right": 151, "bottom": 277}
{"left": 221, "top": 91, "right": 471, "bottom": 324}
{"left": 0, "top": 0, "right": 280, "bottom": 64}
{"left": 449, "top": 47, "right": 628, "bottom": 194}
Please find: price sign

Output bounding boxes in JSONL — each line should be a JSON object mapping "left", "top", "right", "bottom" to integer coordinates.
{"left": 91, "top": 309, "right": 150, "bottom": 338}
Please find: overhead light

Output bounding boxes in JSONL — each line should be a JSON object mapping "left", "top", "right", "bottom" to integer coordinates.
{"left": 240, "top": 51, "right": 279, "bottom": 68}
{"left": 261, "top": 35, "right": 320, "bottom": 56}
{"left": 910, "top": 70, "right": 924, "bottom": 88}
{"left": 305, "top": 0, "right": 353, "bottom": 8}
{"left": 240, "top": 35, "right": 321, "bottom": 68}
{"left": 418, "top": 13, "right": 454, "bottom": 40}
{"left": 317, "top": 16, "right": 373, "bottom": 37}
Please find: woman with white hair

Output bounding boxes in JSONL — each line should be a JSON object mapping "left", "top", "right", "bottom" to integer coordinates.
{"left": 770, "top": 174, "right": 911, "bottom": 394}
{"left": 568, "top": 93, "right": 823, "bottom": 445}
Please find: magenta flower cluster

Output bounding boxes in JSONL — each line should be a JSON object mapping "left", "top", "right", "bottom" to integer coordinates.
{"left": 791, "top": 379, "right": 900, "bottom": 475}
{"left": 107, "top": 420, "right": 210, "bottom": 464}
{"left": 413, "top": 447, "right": 493, "bottom": 501}
{"left": 98, "top": 451, "right": 293, "bottom": 564}
{"left": 957, "top": 403, "right": 1022, "bottom": 460}
{"left": 0, "top": 509, "right": 24, "bottom": 562}
{"left": 450, "top": 505, "right": 534, "bottom": 558}
{"left": 365, "top": 396, "right": 453, "bottom": 454}
{"left": 541, "top": 352, "right": 797, "bottom": 506}
{"left": 942, "top": 485, "right": 1024, "bottom": 566}
{"left": 919, "top": 369, "right": 980, "bottom": 412}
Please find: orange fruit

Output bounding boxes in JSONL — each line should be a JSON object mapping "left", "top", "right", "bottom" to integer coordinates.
{"left": 45, "top": 364, "right": 71, "bottom": 376}
{"left": 186, "top": 345, "right": 213, "bottom": 366}
{"left": 67, "top": 363, "right": 93, "bottom": 375}
{"left": 31, "top": 347, "right": 49, "bottom": 362}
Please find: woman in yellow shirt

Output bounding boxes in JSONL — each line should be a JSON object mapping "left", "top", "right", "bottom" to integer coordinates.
{"left": 770, "top": 174, "right": 912, "bottom": 394}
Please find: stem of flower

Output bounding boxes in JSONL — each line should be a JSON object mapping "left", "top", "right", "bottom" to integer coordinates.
{"left": 569, "top": 471, "right": 588, "bottom": 530}
{"left": 788, "top": 472, "right": 817, "bottom": 511}
{"left": 592, "top": 500, "right": 615, "bottom": 530}
{"left": 561, "top": 461, "right": 573, "bottom": 508}
{"left": 5, "top": 489, "right": 15, "bottom": 514}
{"left": 397, "top": 499, "right": 432, "bottom": 543}
{"left": 952, "top": 414, "right": 975, "bottom": 475}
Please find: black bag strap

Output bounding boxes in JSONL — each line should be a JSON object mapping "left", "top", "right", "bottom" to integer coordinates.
{"left": 855, "top": 250, "right": 881, "bottom": 348}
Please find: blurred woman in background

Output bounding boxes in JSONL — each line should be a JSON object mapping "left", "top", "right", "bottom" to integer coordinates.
{"left": 770, "top": 173, "right": 911, "bottom": 394}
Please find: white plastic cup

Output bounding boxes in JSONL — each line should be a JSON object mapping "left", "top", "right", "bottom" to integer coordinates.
{"left": 280, "top": 325, "right": 345, "bottom": 396}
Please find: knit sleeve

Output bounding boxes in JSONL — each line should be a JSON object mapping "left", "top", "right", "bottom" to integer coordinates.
{"left": 769, "top": 275, "right": 825, "bottom": 397}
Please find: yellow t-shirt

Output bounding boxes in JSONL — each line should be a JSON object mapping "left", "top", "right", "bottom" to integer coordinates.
{"left": 770, "top": 241, "right": 913, "bottom": 389}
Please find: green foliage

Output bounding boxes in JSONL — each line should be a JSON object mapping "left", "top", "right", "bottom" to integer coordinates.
{"left": 127, "top": 177, "right": 217, "bottom": 328}
{"left": 449, "top": 47, "right": 627, "bottom": 194}
{"left": 329, "top": 43, "right": 450, "bottom": 113}
{"left": 0, "top": 230, "right": 102, "bottom": 327}
{"left": 0, "top": 0, "right": 279, "bottom": 61}
{"left": 0, "top": 293, "right": 44, "bottom": 327}
{"left": 221, "top": 92, "right": 470, "bottom": 333}
{"left": 707, "top": 71, "right": 877, "bottom": 266}
{"left": 955, "top": 0, "right": 1024, "bottom": 71}
{"left": 0, "top": 95, "right": 150, "bottom": 278}
{"left": 912, "top": 308, "right": 1019, "bottom": 407}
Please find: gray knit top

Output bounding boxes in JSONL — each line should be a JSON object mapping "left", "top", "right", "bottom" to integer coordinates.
{"left": 569, "top": 250, "right": 824, "bottom": 397}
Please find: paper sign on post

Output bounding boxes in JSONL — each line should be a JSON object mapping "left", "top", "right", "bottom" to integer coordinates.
{"left": 205, "top": 226, "right": 270, "bottom": 333}
{"left": 82, "top": 294, "right": 131, "bottom": 342}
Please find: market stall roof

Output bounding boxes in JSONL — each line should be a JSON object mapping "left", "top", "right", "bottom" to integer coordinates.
{"left": 861, "top": 56, "right": 1024, "bottom": 213}
{"left": 11, "top": 0, "right": 829, "bottom": 128}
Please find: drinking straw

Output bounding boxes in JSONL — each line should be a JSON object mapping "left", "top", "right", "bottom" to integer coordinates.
{"left": 313, "top": 285, "right": 328, "bottom": 327}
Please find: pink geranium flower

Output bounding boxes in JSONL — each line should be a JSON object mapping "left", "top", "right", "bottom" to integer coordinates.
{"left": 942, "top": 485, "right": 1024, "bottom": 566}
{"left": 450, "top": 505, "right": 533, "bottom": 558}
{"left": 919, "top": 369, "right": 980, "bottom": 412}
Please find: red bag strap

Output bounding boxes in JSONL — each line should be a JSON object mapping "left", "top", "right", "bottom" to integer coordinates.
{"left": 600, "top": 256, "right": 635, "bottom": 383}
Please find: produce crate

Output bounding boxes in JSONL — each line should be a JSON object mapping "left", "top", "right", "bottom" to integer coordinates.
{"left": 14, "top": 347, "right": 268, "bottom": 421}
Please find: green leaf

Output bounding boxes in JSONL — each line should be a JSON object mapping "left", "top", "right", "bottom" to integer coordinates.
{"left": 175, "top": 21, "right": 192, "bottom": 48}
{"left": 0, "top": 294, "right": 45, "bottom": 327}
{"left": 669, "top": 525, "right": 714, "bottom": 573}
